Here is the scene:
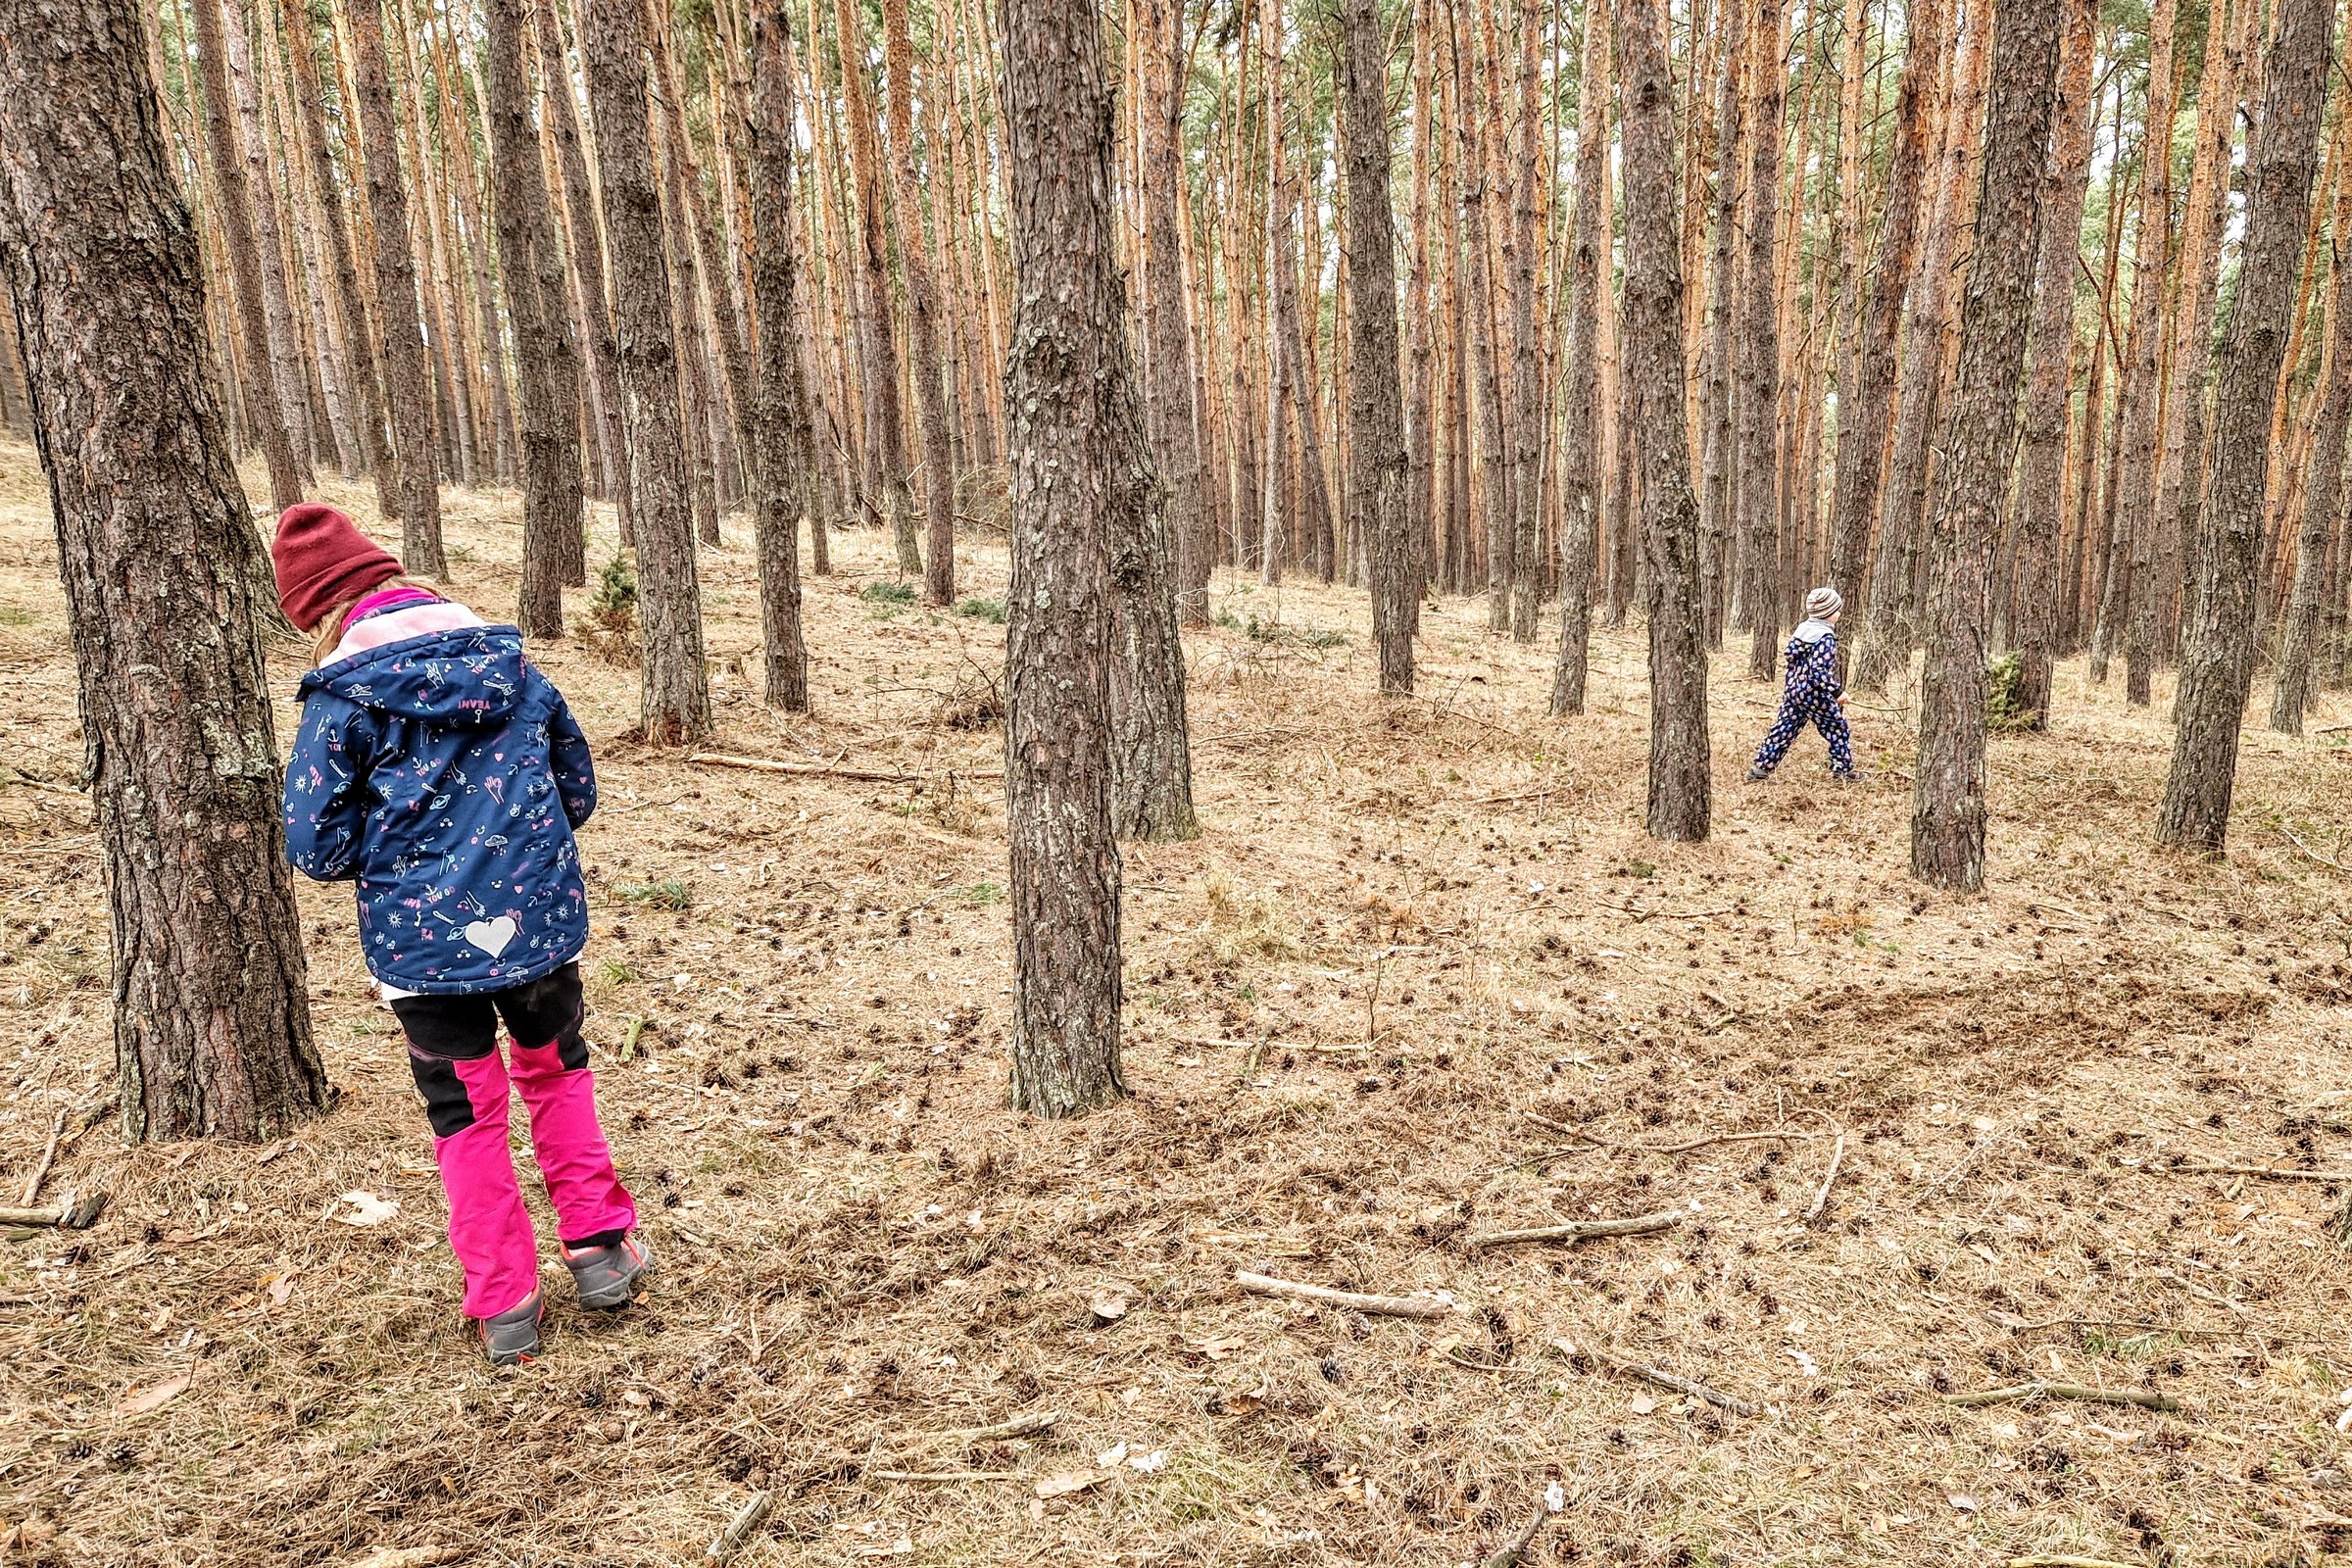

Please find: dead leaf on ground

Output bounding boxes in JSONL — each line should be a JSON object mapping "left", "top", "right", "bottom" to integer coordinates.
{"left": 1187, "top": 1334, "right": 1250, "bottom": 1360}
{"left": 1034, "top": 1470, "right": 1108, "bottom": 1499}
{"left": 116, "top": 1371, "right": 190, "bottom": 1417}
{"left": 1087, "top": 1289, "right": 1130, "bottom": 1324}
{"left": 335, "top": 1191, "right": 399, "bottom": 1227}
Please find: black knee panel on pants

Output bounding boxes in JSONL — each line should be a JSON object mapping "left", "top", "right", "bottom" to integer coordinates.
{"left": 409, "top": 1050, "right": 479, "bottom": 1139}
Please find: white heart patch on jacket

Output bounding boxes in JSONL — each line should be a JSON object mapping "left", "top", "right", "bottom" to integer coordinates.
{"left": 463, "top": 915, "right": 518, "bottom": 957}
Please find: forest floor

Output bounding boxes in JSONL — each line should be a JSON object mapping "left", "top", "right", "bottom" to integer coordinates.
{"left": 5, "top": 443, "right": 2352, "bottom": 1567}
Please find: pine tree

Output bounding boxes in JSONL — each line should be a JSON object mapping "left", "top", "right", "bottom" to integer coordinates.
{"left": 748, "top": 0, "right": 814, "bottom": 711}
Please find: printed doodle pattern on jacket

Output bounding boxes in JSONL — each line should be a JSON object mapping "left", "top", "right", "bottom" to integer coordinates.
{"left": 284, "top": 602, "right": 596, "bottom": 995}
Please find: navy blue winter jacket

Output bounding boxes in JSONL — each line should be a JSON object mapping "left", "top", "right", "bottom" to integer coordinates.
{"left": 283, "top": 599, "right": 596, "bottom": 995}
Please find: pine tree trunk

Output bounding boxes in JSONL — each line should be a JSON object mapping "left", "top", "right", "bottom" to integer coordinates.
{"left": 748, "top": 0, "right": 813, "bottom": 711}
{"left": 2273, "top": 108, "right": 2352, "bottom": 732}
{"left": 1824, "top": 0, "right": 1941, "bottom": 633}
{"left": 1339, "top": 0, "right": 1411, "bottom": 695}
{"left": 1614, "top": 0, "right": 1710, "bottom": 844}
{"left": 873, "top": 0, "right": 956, "bottom": 604}
{"left": 346, "top": 0, "right": 447, "bottom": 574}
{"left": 221, "top": 0, "right": 318, "bottom": 479}
{"left": 1503, "top": 0, "right": 1543, "bottom": 643}
{"left": 485, "top": 0, "right": 584, "bottom": 639}
{"left": 580, "top": 0, "right": 710, "bottom": 742}
{"left": 1550, "top": 0, "right": 1607, "bottom": 716}
{"left": 1001, "top": 0, "right": 1127, "bottom": 1114}
{"left": 1139, "top": 0, "right": 1209, "bottom": 627}
{"left": 1698, "top": 0, "right": 1746, "bottom": 644}
{"left": 2005, "top": 0, "right": 2097, "bottom": 730}
{"left": 1450, "top": 1, "right": 1509, "bottom": 627}
{"left": 1737, "top": 0, "right": 1786, "bottom": 682}
{"left": 0, "top": 0, "right": 329, "bottom": 1138}
{"left": 830, "top": 0, "right": 921, "bottom": 576}
{"left": 2158, "top": 0, "right": 2333, "bottom": 849}
{"left": 186, "top": 0, "right": 308, "bottom": 509}
{"left": 533, "top": 0, "right": 628, "bottom": 550}
{"left": 1405, "top": 0, "right": 1438, "bottom": 611}
{"left": 1909, "top": 0, "right": 2063, "bottom": 891}
{"left": 2098, "top": 0, "right": 2177, "bottom": 696}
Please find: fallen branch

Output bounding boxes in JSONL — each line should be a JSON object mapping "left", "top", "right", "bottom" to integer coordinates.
{"left": 704, "top": 1490, "right": 771, "bottom": 1563}
{"left": 1600, "top": 902, "right": 1742, "bottom": 924}
{"left": 1586, "top": 1348, "right": 1761, "bottom": 1417}
{"left": 1480, "top": 1504, "right": 1549, "bottom": 1568}
{"left": 2158, "top": 1159, "right": 2352, "bottom": 1184}
{"left": 1804, "top": 1131, "right": 1847, "bottom": 1226}
{"left": 1942, "top": 1381, "right": 2180, "bottom": 1412}
{"left": 686, "top": 751, "right": 1003, "bottom": 784}
{"left": 1646, "top": 1126, "right": 1829, "bottom": 1155}
{"left": 1235, "top": 1270, "right": 1451, "bottom": 1319}
{"left": 1469, "top": 1210, "right": 1682, "bottom": 1250}
{"left": 19, "top": 1105, "right": 68, "bottom": 1205}
{"left": 869, "top": 1470, "right": 1023, "bottom": 1483}
{"left": 2279, "top": 826, "right": 2352, "bottom": 875}
{"left": 340, "top": 1548, "right": 466, "bottom": 1568}
{"left": 2007, "top": 1557, "right": 2146, "bottom": 1568}
{"left": 890, "top": 1408, "right": 1064, "bottom": 1449}
{"left": 0, "top": 1190, "right": 107, "bottom": 1229}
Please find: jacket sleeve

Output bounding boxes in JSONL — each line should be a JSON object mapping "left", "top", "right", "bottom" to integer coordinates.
{"left": 549, "top": 689, "right": 597, "bottom": 828}
{"left": 282, "top": 695, "right": 371, "bottom": 882}
{"left": 1816, "top": 634, "right": 1843, "bottom": 701}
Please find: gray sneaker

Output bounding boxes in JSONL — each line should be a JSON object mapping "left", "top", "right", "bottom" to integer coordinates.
{"left": 477, "top": 1291, "right": 543, "bottom": 1366}
{"left": 561, "top": 1232, "right": 650, "bottom": 1310}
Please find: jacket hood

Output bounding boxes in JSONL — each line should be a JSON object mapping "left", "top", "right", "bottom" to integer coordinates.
{"left": 1790, "top": 616, "right": 1838, "bottom": 645}
{"left": 301, "top": 620, "right": 529, "bottom": 728}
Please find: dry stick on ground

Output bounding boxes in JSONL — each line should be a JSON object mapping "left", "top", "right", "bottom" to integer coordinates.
{"left": 2159, "top": 1160, "right": 2352, "bottom": 1183}
{"left": 1577, "top": 1347, "right": 1762, "bottom": 1417}
{"left": 2007, "top": 1557, "right": 2145, "bottom": 1568}
{"left": 1469, "top": 1210, "right": 1683, "bottom": 1250}
{"left": 1480, "top": 1504, "right": 1549, "bottom": 1568}
{"left": 1235, "top": 1271, "right": 1452, "bottom": 1318}
{"left": 1648, "top": 1126, "right": 1831, "bottom": 1155}
{"left": 0, "top": 1190, "right": 108, "bottom": 1229}
{"left": 1942, "top": 1381, "right": 2181, "bottom": 1412}
{"left": 887, "top": 1409, "right": 1064, "bottom": 1449}
{"left": 687, "top": 751, "right": 1005, "bottom": 782}
{"left": 869, "top": 1469, "right": 1024, "bottom": 1482}
{"left": 703, "top": 1490, "right": 771, "bottom": 1563}
{"left": 18, "top": 1104, "right": 67, "bottom": 1205}
{"left": 2280, "top": 827, "right": 2352, "bottom": 874}
{"left": 1805, "top": 1130, "right": 1848, "bottom": 1226}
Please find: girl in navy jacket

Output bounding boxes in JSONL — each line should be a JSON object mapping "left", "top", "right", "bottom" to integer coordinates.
{"left": 1747, "top": 586, "right": 1857, "bottom": 781}
{"left": 274, "top": 503, "right": 646, "bottom": 1364}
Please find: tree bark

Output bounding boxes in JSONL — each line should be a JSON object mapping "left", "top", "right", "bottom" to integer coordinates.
{"left": 1339, "top": 0, "right": 1411, "bottom": 695}
{"left": 1908, "top": 0, "right": 2063, "bottom": 891}
{"left": 2004, "top": 0, "right": 2097, "bottom": 730}
{"left": 1736, "top": 0, "right": 1787, "bottom": 681}
{"left": 1824, "top": 0, "right": 1940, "bottom": 635}
{"left": 346, "top": 0, "right": 447, "bottom": 574}
{"left": 2096, "top": 0, "right": 2176, "bottom": 696}
{"left": 2158, "top": 0, "right": 2333, "bottom": 849}
{"left": 1139, "top": 0, "right": 1208, "bottom": 627}
{"left": 1614, "top": 0, "right": 1710, "bottom": 844}
{"left": 1698, "top": 0, "right": 1746, "bottom": 646}
{"left": 1550, "top": 0, "right": 1608, "bottom": 716}
{"left": 1503, "top": 0, "right": 1543, "bottom": 643}
{"left": 829, "top": 0, "right": 921, "bottom": 576}
{"left": 2272, "top": 109, "right": 2352, "bottom": 734}
{"left": 876, "top": 0, "right": 954, "bottom": 605}
{"left": 1404, "top": 0, "right": 1438, "bottom": 611}
{"left": 1001, "top": 0, "right": 1128, "bottom": 1114}
{"left": 185, "top": 0, "right": 308, "bottom": 509}
{"left": 220, "top": 0, "right": 318, "bottom": 478}
{"left": 580, "top": 0, "right": 710, "bottom": 743}
{"left": 748, "top": 0, "right": 813, "bottom": 711}
{"left": 533, "top": 0, "right": 628, "bottom": 552}
{"left": 485, "top": 0, "right": 585, "bottom": 639}
{"left": 0, "top": 0, "right": 328, "bottom": 1139}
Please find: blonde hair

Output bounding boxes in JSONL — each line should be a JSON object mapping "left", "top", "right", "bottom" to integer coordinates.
{"left": 311, "top": 576, "right": 426, "bottom": 666}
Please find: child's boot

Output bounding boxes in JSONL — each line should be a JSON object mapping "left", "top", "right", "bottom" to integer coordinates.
{"left": 478, "top": 1290, "right": 544, "bottom": 1366}
{"left": 561, "top": 1232, "right": 651, "bottom": 1309}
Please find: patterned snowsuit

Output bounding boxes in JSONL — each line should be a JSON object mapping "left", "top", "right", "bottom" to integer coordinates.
{"left": 1750, "top": 621, "right": 1853, "bottom": 777}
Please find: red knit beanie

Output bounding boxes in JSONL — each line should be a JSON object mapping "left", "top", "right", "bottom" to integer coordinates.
{"left": 270, "top": 503, "right": 403, "bottom": 631}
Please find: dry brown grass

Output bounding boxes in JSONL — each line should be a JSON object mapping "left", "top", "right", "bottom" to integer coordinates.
{"left": 5, "top": 440, "right": 2352, "bottom": 1566}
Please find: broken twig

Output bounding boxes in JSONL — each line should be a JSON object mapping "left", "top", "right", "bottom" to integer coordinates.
{"left": 1469, "top": 1210, "right": 1682, "bottom": 1250}
{"left": 1480, "top": 1504, "right": 1549, "bottom": 1568}
{"left": 19, "top": 1105, "right": 68, "bottom": 1205}
{"left": 703, "top": 1490, "right": 771, "bottom": 1563}
{"left": 1584, "top": 1348, "right": 1761, "bottom": 1417}
{"left": 869, "top": 1470, "right": 1023, "bottom": 1483}
{"left": 889, "top": 1408, "right": 1064, "bottom": 1450}
{"left": 687, "top": 751, "right": 1003, "bottom": 784}
{"left": 1804, "top": 1131, "right": 1847, "bottom": 1226}
{"left": 2158, "top": 1159, "right": 2352, "bottom": 1184}
{"left": 1235, "top": 1270, "right": 1451, "bottom": 1319}
{"left": 1942, "top": 1381, "right": 2180, "bottom": 1412}
{"left": 0, "top": 1190, "right": 107, "bottom": 1229}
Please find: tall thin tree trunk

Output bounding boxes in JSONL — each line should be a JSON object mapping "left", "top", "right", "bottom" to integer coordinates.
{"left": 1140, "top": 0, "right": 1208, "bottom": 627}
{"left": 2159, "top": 0, "right": 2333, "bottom": 846}
{"left": 0, "top": 0, "right": 328, "bottom": 1138}
{"left": 1737, "top": 0, "right": 1787, "bottom": 681}
{"left": 1405, "top": 0, "right": 1438, "bottom": 612}
{"left": 485, "top": 0, "right": 584, "bottom": 638}
{"left": 2005, "top": 0, "right": 2097, "bottom": 731}
{"left": 1698, "top": 0, "right": 1746, "bottom": 644}
{"left": 1615, "top": 0, "right": 1709, "bottom": 844}
{"left": 1550, "top": 0, "right": 1607, "bottom": 717}
{"left": 347, "top": 0, "right": 447, "bottom": 573}
{"left": 1909, "top": 0, "right": 2063, "bottom": 890}
{"left": 1001, "top": 0, "right": 1128, "bottom": 1113}
{"left": 748, "top": 0, "right": 813, "bottom": 710}
{"left": 1340, "top": 0, "right": 1411, "bottom": 694}
{"left": 873, "top": 0, "right": 956, "bottom": 603}
{"left": 581, "top": 0, "right": 710, "bottom": 742}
